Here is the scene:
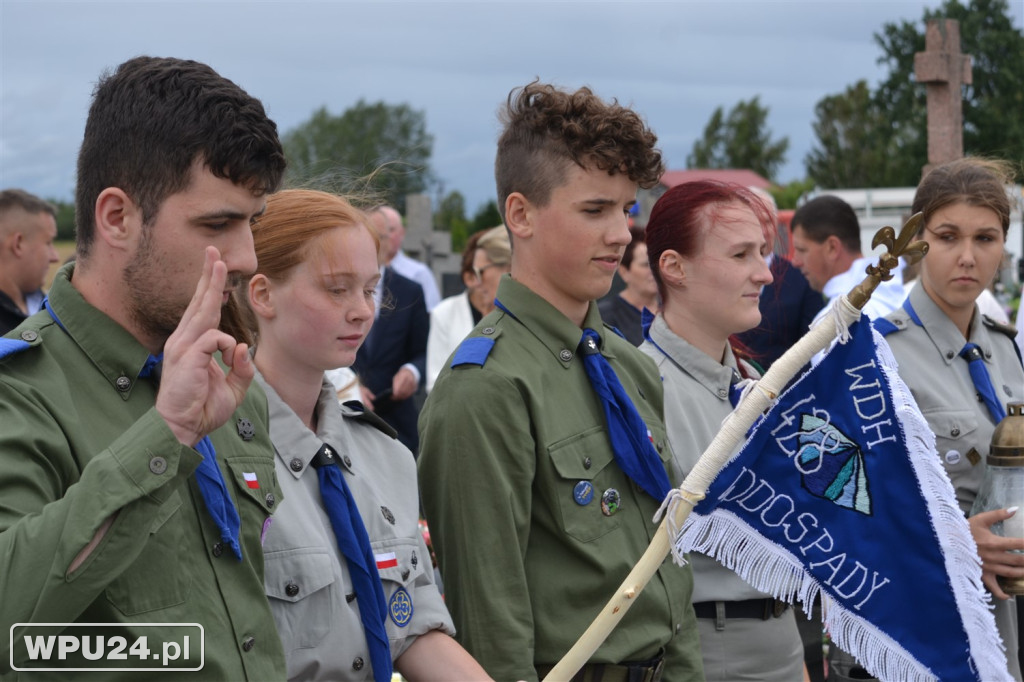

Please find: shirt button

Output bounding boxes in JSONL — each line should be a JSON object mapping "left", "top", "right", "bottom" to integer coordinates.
{"left": 212, "top": 542, "right": 224, "bottom": 557}
{"left": 343, "top": 454, "right": 353, "bottom": 468}
{"left": 675, "top": 622, "right": 682, "bottom": 633}
{"left": 352, "top": 656, "right": 364, "bottom": 671}
{"left": 241, "top": 636, "right": 255, "bottom": 652}
{"left": 401, "top": 569, "right": 410, "bottom": 581}
{"left": 115, "top": 375, "right": 132, "bottom": 391}
{"left": 149, "top": 456, "right": 167, "bottom": 475}
{"left": 290, "top": 458, "right": 303, "bottom": 472}
{"left": 559, "top": 349, "right": 573, "bottom": 362}
{"left": 583, "top": 457, "right": 592, "bottom": 470}
{"left": 285, "top": 582, "right": 299, "bottom": 597}
{"left": 265, "top": 493, "right": 276, "bottom": 508}
{"left": 945, "top": 350, "right": 955, "bottom": 360}
{"left": 20, "top": 330, "right": 37, "bottom": 342}
{"left": 482, "top": 326, "right": 495, "bottom": 335}
{"left": 951, "top": 428, "right": 961, "bottom": 437}
{"left": 717, "top": 388, "right": 728, "bottom": 399}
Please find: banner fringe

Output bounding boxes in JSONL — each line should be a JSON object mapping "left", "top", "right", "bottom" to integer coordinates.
{"left": 673, "top": 324, "right": 1011, "bottom": 682}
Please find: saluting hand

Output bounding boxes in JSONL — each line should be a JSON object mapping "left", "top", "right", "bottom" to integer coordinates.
{"left": 157, "top": 246, "right": 254, "bottom": 446}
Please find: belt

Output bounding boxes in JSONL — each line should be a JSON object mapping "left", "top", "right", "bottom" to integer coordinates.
{"left": 535, "top": 651, "right": 664, "bottom": 682}
{"left": 692, "top": 598, "right": 788, "bottom": 620}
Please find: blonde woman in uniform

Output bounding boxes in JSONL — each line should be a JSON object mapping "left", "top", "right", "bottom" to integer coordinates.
{"left": 640, "top": 180, "right": 807, "bottom": 681}
{"left": 242, "top": 188, "right": 489, "bottom": 681}
{"left": 878, "top": 158, "right": 1024, "bottom": 681}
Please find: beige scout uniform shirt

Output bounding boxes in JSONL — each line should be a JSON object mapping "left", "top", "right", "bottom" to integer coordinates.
{"left": 883, "top": 283, "right": 1024, "bottom": 681}
{"left": 641, "top": 314, "right": 805, "bottom": 682}
{"left": 257, "top": 372, "right": 453, "bottom": 682}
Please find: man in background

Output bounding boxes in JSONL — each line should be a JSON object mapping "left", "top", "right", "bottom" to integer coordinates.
{"left": 370, "top": 205, "right": 441, "bottom": 311}
{"left": 791, "top": 194, "right": 907, "bottom": 320}
{"left": 0, "top": 189, "right": 60, "bottom": 335}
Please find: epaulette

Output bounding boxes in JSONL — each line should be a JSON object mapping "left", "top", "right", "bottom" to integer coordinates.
{"left": 982, "top": 315, "right": 1023, "bottom": 368}
{"left": 340, "top": 400, "right": 398, "bottom": 439}
{"left": 603, "top": 323, "right": 627, "bottom": 341}
{"left": 450, "top": 329, "right": 500, "bottom": 369}
{"left": 872, "top": 317, "right": 901, "bottom": 337}
{"left": 0, "top": 328, "right": 42, "bottom": 361}
{"left": 982, "top": 314, "right": 1018, "bottom": 341}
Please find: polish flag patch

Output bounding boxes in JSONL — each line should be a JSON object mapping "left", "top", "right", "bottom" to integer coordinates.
{"left": 243, "top": 472, "right": 259, "bottom": 489}
{"left": 375, "top": 552, "right": 398, "bottom": 570}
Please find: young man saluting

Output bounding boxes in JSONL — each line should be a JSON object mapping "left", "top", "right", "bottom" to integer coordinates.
{"left": 0, "top": 56, "right": 287, "bottom": 680}
{"left": 418, "top": 82, "right": 703, "bottom": 682}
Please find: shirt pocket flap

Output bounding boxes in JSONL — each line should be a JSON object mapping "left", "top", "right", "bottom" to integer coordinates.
{"left": 372, "top": 537, "right": 426, "bottom": 586}
{"left": 265, "top": 549, "right": 336, "bottom": 603}
{"left": 926, "top": 409, "right": 980, "bottom": 442}
{"left": 547, "top": 426, "right": 616, "bottom": 481}
{"left": 224, "top": 456, "right": 280, "bottom": 514}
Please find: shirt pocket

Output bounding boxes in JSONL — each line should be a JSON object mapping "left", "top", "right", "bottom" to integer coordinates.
{"left": 223, "top": 456, "right": 281, "bottom": 516}
{"left": 105, "top": 490, "right": 192, "bottom": 615}
{"left": 926, "top": 409, "right": 981, "bottom": 508}
{"left": 373, "top": 537, "right": 427, "bottom": 634}
{"left": 264, "top": 548, "right": 336, "bottom": 650}
{"left": 547, "top": 425, "right": 621, "bottom": 543}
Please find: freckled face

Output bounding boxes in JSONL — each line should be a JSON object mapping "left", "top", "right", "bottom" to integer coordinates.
{"left": 260, "top": 226, "right": 381, "bottom": 372}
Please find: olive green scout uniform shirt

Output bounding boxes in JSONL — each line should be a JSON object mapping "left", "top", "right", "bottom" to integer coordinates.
{"left": 418, "top": 275, "right": 703, "bottom": 682}
{"left": 0, "top": 265, "right": 286, "bottom": 681}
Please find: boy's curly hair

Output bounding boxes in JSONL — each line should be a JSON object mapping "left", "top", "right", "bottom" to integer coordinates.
{"left": 494, "top": 81, "right": 663, "bottom": 219}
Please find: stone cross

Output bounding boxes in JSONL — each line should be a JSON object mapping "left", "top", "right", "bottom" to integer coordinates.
{"left": 914, "top": 19, "right": 972, "bottom": 175}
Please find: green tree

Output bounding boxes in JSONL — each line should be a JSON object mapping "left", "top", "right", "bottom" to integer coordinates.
{"left": 769, "top": 179, "right": 815, "bottom": 210}
{"left": 435, "top": 190, "right": 471, "bottom": 252}
{"left": 687, "top": 97, "right": 790, "bottom": 181}
{"left": 282, "top": 100, "right": 435, "bottom": 212}
{"left": 805, "top": 81, "right": 909, "bottom": 187}
{"left": 49, "top": 199, "right": 75, "bottom": 242}
{"left": 469, "top": 200, "right": 502, "bottom": 236}
{"left": 808, "top": 0, "right": 1024, "bottom": 187}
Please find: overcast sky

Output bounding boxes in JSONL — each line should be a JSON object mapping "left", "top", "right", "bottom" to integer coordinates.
{"left": 2, "top": 0, "right": 1021, "bottom": 214}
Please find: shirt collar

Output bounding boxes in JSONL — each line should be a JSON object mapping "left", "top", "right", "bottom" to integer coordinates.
{"left": 648, "top": 314, "right": 739, "bottom": 398}
{"left": 908, "top": 283, "right": 992, "bottom": 366}
{"left": 46, "top": 263, "right": 156, "bottom": 399}
{"left": 256, "top": 370, "right": 357, "bottom": 480}
{"left": 494, "top": 275, "right": 615, "bottom": 368}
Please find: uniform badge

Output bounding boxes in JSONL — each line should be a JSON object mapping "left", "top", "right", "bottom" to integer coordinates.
{"left": 389, "top": 587, "right": 413, "bottom": 627}
{"left": 237, "top": 418, "right": 255, "bottom": 441}
{"left": 601, "top": 488, "right": 621, "bottom": 516}
{"left": 573, "top": 481, "right": 594, "bottom": 506}
{"left": 381, "top": 506, "right": 396, "bottom": 525}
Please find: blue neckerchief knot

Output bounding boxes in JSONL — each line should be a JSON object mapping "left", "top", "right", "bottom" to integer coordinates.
{"left": 578, "top": 328, "right": 672, "bottom": 501}
{"left": 310, "top": 443, "right": 392, "bottom": 681}
{"left": 138, "top": 354, "right": 242, "bottom": 561}
{"left": 960, "top": 342, "right": 1007, "bottom": 423}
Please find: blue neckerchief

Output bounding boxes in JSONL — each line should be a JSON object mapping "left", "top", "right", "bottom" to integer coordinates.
{"left": 579, "top": 328, "right": 671, "bottom": 501}
{"left": 903, "top": 298, "right": 1006, "bottom": 423}
{"left": 311, "top": 443, "right": 392, "bottom": 681}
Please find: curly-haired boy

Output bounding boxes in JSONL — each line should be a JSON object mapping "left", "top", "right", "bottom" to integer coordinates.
{"left": 419, "top": 81, "right": 704, "bottom": 681}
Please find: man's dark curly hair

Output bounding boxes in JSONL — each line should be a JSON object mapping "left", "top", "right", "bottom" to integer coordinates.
{"left": 494, "top": 81, "right": 663, "bottom": 219}
{"left": 75, "top": 56, "right": 286, "bottom": 258}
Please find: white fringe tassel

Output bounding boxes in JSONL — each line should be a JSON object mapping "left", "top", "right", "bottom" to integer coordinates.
{"left": 674, "top": 324, "right": 1011, "bottom": 682}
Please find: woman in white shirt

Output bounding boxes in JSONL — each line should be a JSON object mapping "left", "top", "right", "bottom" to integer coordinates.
{"left": 425, "top": 225, "right": 510, "bottom": 391}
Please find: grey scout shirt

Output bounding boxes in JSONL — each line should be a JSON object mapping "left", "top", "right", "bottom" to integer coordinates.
{"left": 258, "top": 372, "right": 453, "bottom": 682}
{"left": 640, "top": 314, "right": 773, "bottom": 602}
{"left": 884, "top": 284, "right": 1024, "bottom": 514}
{"left": 0, "top": 263, "right": 286, "bottom": 681}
